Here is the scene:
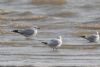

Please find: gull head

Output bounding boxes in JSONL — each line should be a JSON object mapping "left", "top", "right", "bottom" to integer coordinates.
{"left": 96, "top": 31, "right": 99, "bottom": 35}
{"left": 33, "top": 26, "right": 40, "bottom": 29}
{"left": 57, "top": 36, "right": 62, "bottom": 40}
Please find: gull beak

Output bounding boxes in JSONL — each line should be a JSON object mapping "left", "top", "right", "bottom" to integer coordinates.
{"left": 37, "top": 27, "right": 40, "bottom": 29}
{"left": 34, "top": 26, "right": 40, "bottom": 29}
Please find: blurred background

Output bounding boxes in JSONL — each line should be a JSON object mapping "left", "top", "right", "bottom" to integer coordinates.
{"left": 0, "top": 0, "right": 99, "bottom": 67}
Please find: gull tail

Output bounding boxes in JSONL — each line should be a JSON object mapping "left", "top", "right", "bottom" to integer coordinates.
{"left": 41, "top": 42, "right": 48, "bottom": 45}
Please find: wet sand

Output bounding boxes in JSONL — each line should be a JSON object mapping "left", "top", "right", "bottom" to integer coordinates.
{"left": 0, "top": 0, "right": 99, "bottom": 67}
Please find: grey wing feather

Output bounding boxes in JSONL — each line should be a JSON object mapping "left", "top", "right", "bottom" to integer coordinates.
{"left": 49, "top": 39, "right": 59, "bottom": 46}
{"left": 20, "top": 29, "right": 34, "bottom": 36}
{"left": 87, "top": 35, "right": 97, "bottom": 42}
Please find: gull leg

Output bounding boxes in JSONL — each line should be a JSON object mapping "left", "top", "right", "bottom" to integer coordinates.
{"left": 25, "top": 37, "right": 32, "bottom": 40}
{"left": 53, "top": 48, "right": 55, "bottom": 51}
{"left": 52, "top": 48, "right": 58, "bottom": 51}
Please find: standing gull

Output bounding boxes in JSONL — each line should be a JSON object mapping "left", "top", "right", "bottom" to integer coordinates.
{"left": 80, "top": 32, "right": 99, "bottom": 42}
{"left": 12, "top": 26, "right": 40, "bottom": 39}
{"left": 41, "top": 36, "right": 62, "bottom": 50}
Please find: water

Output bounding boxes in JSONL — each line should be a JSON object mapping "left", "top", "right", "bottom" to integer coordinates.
{"left": 0, "top": 0, "right": 100, "bottom": 67}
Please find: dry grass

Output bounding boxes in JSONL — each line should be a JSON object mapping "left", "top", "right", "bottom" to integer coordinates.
{"left": 60, "top": 44, "right": 100, "bottom": 49}
{"left": 73, "top": 23, "right": 100, "bottom": 36}
{"left": 0, "top": 0, "right": 14, "bottom": 3}
{"left": 49, "top": 11, "right": 76, "bottom": 17}
{"left": 10, "top": 22, "right": 33, "bottom": 28}
{"left": 0, "top": 10, "right": 48, "bottom": 21}
{"left": 0, "top": 15, "right": 48, "bottom": 21}
{"left": 0, "top": 65, "right": 36, "bottom": 67}
{"left": 0, "top": 9, "right": 15, "bottom": 15}
{"left": 11, "top": 15, "right": 48, "bottom": 21}
{"left": 31, "top": 0, "right": 67, "bottom": 5}
{"left": 0, "top": 41, "right": 16, "bottom": 45}
{"left": 0, "top": 15, "right": 7, "bottom": 20}
{"left": 15, "top": 11, "right": 33, "bottom": 16}
{"left": 0, "top": 28, "right": 13, "bottom": 35}
{"left": 76, "top": 23, "right": 100, "bottom": 29}
{"left": 72, "top": 31, "right": 96, "bottom": 36}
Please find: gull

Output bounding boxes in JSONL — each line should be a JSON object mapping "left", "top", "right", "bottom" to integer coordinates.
{"left": 80, "top": 32, "right": 99, "bottom": 42}
{"left": 41, "top": 36, "right": 62, "bottom": 50}
{"left": 12, "top": 26, "right": 40, "bottom": 39}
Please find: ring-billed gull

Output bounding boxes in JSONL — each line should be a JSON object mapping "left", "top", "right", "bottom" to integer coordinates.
{"left": 80, "top": 32, "right": 99, "bottom": 42}
{"left": 41, "top": 36, "right": 62, "bottom": 50}
{"left": 12, "top": 26, "right": 40, "bottom": 39}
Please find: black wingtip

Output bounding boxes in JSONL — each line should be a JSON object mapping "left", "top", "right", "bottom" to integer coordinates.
{"left": 41, "top": 42, "right": 47, "bottom": 44}
{"left": 80, "top": 36, "right": 86, "bottom": 38}
{"left": 11, "top": 30, "right": 19, "bottom": 33}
